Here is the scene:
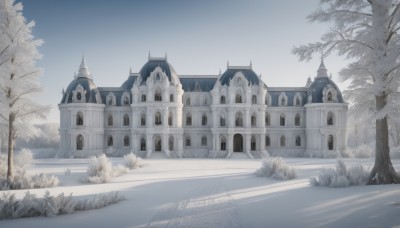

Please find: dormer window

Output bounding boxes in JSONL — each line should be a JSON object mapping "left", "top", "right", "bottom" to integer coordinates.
{"left": 77, "top": 92, "right": 82, "bottom": 101}
{"left": 278, "top": 92, "right": 287, "bottom": 106}
{"left": 72, "top": 84, "right": 87, "bottom": 103}
{"left": 106, "top": 93, "right": 116, "bottom": 106}
{"left": 327, "top": 92, "right": 332, "bottom": 101}
{"left": 281, "top": 97, "right": 285, "bottom": 106}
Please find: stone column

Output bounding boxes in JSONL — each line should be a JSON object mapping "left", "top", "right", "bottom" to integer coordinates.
{"left": 244, "top": 108, "right": 250, "bottom": 128}
{"left": 228, "top": 133, "right": 233, "bottom": 154}
{"left": 245, "top": 133, "right": 251, "bottom": 153}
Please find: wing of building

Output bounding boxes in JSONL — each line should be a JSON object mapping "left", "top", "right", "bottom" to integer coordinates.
{"left": 59, "top": 55, "right": 348, "bottom": 158}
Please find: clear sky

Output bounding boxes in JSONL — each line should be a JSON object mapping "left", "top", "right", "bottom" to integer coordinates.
{"left": 19, "top": 0, "right": 348, "bottom": 123}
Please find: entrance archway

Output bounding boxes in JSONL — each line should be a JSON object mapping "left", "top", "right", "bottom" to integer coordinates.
{"left": 233, "top": 134, "right": 243, "bottom": 152}
{"left": 154, "top": 135, "right": 162, "bottom": 152}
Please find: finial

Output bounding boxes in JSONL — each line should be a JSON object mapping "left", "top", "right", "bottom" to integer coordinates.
{"left": 219, "top": 69, "right": 221, "bottom": 75}
{"left": 62, "top": 88, "right": 65, "bottom": 95}
{"left": 227, "top": 60, "right": 229, "bottom": 68}
{"left": 148, "top": 51, "right": 151, "bottom": 60}
{"left": 250, "top": 60, "right": 252, "bottom": 69}
{"left": 129, "top": 67, "right": 132, "bottom": 74}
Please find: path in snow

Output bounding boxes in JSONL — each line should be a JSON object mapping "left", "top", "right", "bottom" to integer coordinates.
{"left": 146, "top": 184, "right": 240, "bottom": 227}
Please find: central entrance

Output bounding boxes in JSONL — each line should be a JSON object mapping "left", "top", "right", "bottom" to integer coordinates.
{"left": 233, "top": 134, "right": 243, "bottom": 152}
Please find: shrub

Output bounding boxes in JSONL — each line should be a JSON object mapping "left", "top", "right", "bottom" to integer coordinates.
{"left": 344, "top": 144, "right": 374, "bottom": 158}
{"left": 87, "top": 154, "right": 113, "bottom": 184}
{"left": 311, "top": 158, "right": 370, "bottom": 188}
{"left": 0, "top": 191, "right": 124, "bottom": 220}
{"left": 0, "top": 149, "right": 59, "bottom": 190}
{"left": 123, "top": 153, "right": 142, "bottom": 169}
{"left": 255, "top": 157, "right": 297, "bottom": 180}
{"left": 87, "top": 154, "right": 130, "bottom": 184}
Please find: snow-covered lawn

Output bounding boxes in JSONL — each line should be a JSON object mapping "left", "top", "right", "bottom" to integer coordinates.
{"left": 1, "top": 157, "right": 400, "bottom": 227}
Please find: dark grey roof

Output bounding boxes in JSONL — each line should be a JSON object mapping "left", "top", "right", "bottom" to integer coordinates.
{"left": 308, "top": 77, "right": 344, "bottom": 103}
{"left": 268, "top": 90, "right": 308, "bottom": 107}
{"left": 61, "top": 77, "right": 100, "bottom": 104}
{"left": 219, "top": 68, "right": 261, "bottom": 86}
{"left": 121, "top": 75, "right": 137, "bottom": 90}
{"left": 139, "top": 59, "right": 178, "bottom": 85}
{"left": 98, "top": 88, "right": 131, "bottom": 106}
{"left": 180, "top": 78, "right": 217, "bottom": 92}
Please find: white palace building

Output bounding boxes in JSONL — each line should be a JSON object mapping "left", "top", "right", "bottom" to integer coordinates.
{"left": 59, "top": 55, "right": 348, "bottom": 158}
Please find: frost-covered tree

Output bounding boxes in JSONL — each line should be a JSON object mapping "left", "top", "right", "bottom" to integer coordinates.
{"left": 0, "top": 0, "right": 48, "bottom": 186}
{"left": 293, "top": 0, "right": 400, "bottom": 184}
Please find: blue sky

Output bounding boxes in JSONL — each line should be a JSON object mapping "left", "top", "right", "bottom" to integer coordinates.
{"left": 20, "top": 0, "right": 347, "bottom": 123}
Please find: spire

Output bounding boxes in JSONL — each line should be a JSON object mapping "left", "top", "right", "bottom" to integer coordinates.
{"left": 305, "top": 76, "right": 312, "bottom": 88}
{"left": 316, "top": 56, "right": 328, "bottom": 78}
{"left": 148, "top": 51, "right": 151, "bottom": 60}
{"left": 129, "top": 67, "right": 132, "bottom": 74}
{"left": 227, "top": 60, "right": 229, "bottom": 68}
{"left": 250, "top": 60, "right": 252, "bottom": 69}
{"left": 76, "top": 56, "right": 91, "bottom": 78}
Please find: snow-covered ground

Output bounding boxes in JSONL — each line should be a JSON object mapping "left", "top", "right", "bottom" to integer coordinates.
{"left": 2, "top": 157, "right": 400, "bottom": 227}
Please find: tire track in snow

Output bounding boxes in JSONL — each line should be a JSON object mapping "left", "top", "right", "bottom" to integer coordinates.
{"left": 146, "top": 185, "right": 240, "bottom": 228}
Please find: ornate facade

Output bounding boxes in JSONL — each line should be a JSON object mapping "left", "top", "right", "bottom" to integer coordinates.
{"left": 59, "top": 55, "right": 348, "bottom": 158}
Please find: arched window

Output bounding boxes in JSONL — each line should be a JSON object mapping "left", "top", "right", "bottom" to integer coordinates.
{"left": 107, "top": 136, "right": 113, "bottom": 147}
{"left": 108, "top": 115, "right": 113, "bottom": 126}
{"left": 168, "top": 112, "right": 173, "bottom": 126}
{"left": 251, "top": 113, "right": 256, "bottom": 127}
{"left": 328, "top": 135, "right": 334, "bottom": 150}
{"left": 235, "top": 94, "right": 242, "bottom": 103}
{"left": 235, "top": 112, "right": 243, "bottom": 127}
{"left": 123, "top": 96, "right": 130, "bottom": 105}
{"left": 169, "top": 136, "right": 174, "bottom": 150}
{"left": 265, "top": 112, "right": 270, "bottom": 126}
{"left": 124, "top": 136, "right": 130, "bottom": 147}
{"left": 77, "top": 92, "right": 82, "bottom": 101}
{"left": 296, "top": 97, "right": 301, "bottom": 106}
{"left": 220, "top": 96, "right": 226, "bottom": 104}
{"left": 252, "top": 95, "right": 257, "bottom": 104}
{"left": 140, "top": 137, "right": 146, "bottom": 151}
{"left": 186, "top": 97, "right": 191, "bottom": 106}
{"left": 251, "top": 136, "right": 256, "bottom": 151}
{"left": 141, "top": 113, "right": 146, "bottom": 126}
{"left": 186, "top": 113, "right": 192, "bottom": 126}
{"left": 280, "top": 135, "right": 286, "bottom": 147}
{"left": 220, "top": 136, "right": 226, "bottom": 151}
{"left": 280, "top": 97, "right": 286, "bottom": 106}
{"left": 108, "top": 99, "right": 113, "bottom": 106}
{"left": 327, "top": 92, "right": 333, "bottom": 101}
{"left": 186, "top": 136, "right": 191, "bottom": 147}
{"left": 155, "top": 89, "right": 162, "bottom": 101}
{"left": 141, "top": 94, "right": 146, "bottom": 102}
{"left": 123, "top": 114, "right": 130, "bottom": 126}
{"left": 170, "top": 94, "right": 174, "bottom": 102}
{"left": 202, "top": 114, "right": 207, "bottom": 126}
{"left": 76, "top": 134, "right": 83, "bottom": 150}
{"left": 201, "top": 136, "right": 207, "bottom": 146}
{"left": 296, "top": 136, "right": 301, "bottom": 146}
{"left": 76, "top": 112, "right": 83, "bottom": 126}
{"left": 155, "top": 112, "right": 162, "bottom": 125}
{"left": 280, "top": 114, "right": 285, "bottom": 126}
{"left": 294, "top": 113, "right": 300, "bottom": 126}
{"left": 327, "top": 112, "right": 334, "bottom": 126}
{"left": 265, "top": 136, "right": 270, "bottom": 147}
{"left": 220, "top": 114, "right": 226, "bottom": 127}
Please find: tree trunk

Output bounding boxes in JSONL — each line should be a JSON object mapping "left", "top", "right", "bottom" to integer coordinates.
{"left": 368, "top": 95, "right": 400, "bottom": 184}
{"left": 6, "top": 113, "right": 15, "bottom": 187}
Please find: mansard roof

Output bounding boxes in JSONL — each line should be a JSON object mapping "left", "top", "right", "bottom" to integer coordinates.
{"left": 138, "top": 57, "right": 179, "bottom": 85}
{"left": 180, "top": 76, "right": 218, "bottom": 92}
{"left": 308, "top": 77, "right": 344, "bottom": 103}
{"left": 120, "top": 74, "right": 138, "bottom": 90}
{"left": 267, "top": 88, "right": 308, "bottom": 107}
{"left": 219, "top": 66, "right": 261, "bottom": 86}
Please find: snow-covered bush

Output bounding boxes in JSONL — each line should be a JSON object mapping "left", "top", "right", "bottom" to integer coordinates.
{"left": 123, "top": 153, "right": 142, "bottom": 169}
{"left": 351, "top": 144, "right": 374, "bottom": 158}
{"left": 87, "top": 154, "right": 113, "bottom": 184}
{"left": 0, "top": 149, "right": 59, "bottom": 190}
{"left": 87, "top": 154, "right": 130, "bottom": 184}
{"left": 311, "top": 159, "right": 370, "bottom": 188}
{"left": 0, "top": 191, "right": 125, "bottom": 220}
{"left": 255, "top": 157, "right": 297, "bottom": 180}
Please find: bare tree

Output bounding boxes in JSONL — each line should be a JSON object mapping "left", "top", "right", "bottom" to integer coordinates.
{"left": 293, "top": 0, "right": 400, "bottom": 184}
{"left": 0, "top": 0, "right": 48, "bottom": 186}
